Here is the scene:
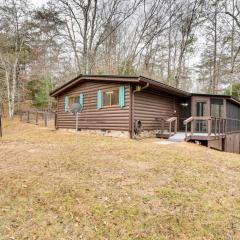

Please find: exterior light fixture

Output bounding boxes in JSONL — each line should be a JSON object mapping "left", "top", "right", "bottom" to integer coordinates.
{"left": 181, "top": 102, "right": 189, "bottom": 107}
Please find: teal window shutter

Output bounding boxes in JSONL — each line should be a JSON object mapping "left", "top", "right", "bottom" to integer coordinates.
{"left": 79, "top": 93, "right": 84, "bottom": 111}
{"left": 64, "top": 96, "right": 68, "bottom": 112}
{"left": 119, "top": 86, "right": 125, "bottom": 108}
{"left": 97, "top": 90, "right": 102, "bottom": 109}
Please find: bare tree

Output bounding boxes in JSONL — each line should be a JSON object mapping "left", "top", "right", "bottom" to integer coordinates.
{"left": 0, "top": 0, "right": 30, "bottom": 118}
{"left": 50, "top": 0, "right": 143, "bottom": 74}
{"left": 174, "top": 0, "right": 202, "bottom": 88}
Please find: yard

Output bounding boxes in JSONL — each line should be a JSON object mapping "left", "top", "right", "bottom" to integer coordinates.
{"left": 1, "top": 119, "right": 240, "bottom": 240}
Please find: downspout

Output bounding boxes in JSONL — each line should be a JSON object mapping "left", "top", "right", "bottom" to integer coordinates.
{"left": 131, "top": 82, "right": 149, "bottom": 138}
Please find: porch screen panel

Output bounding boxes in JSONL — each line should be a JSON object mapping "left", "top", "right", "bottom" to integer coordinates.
{"left": 211, "top": 99, "right": 223, "bottom": 118}
{"left": 226, "top": 101, "right": 240, "bottom": 132}
{"left": 196, "top": 102, "right": 207, "bottom": 116}
{"left": 196, "top": 102, "right": 207, "bottom": 132}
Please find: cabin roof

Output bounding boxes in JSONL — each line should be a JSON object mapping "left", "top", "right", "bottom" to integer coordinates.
{"left": 50, "top": 74, "right": 240, "bottom": 105}
{"left": 191, "top": 93, "right": 232, "bottom": 98}
{"left": 50, "top": 74, "right": 191, "bottom": 97}
{"left": 191, "top": 93, "right": 240, "bottom": 106}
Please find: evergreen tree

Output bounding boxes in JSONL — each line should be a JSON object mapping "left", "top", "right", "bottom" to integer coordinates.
{"left": 224, "top": 82, "right": 240, "bottom": 100}
{"left": 33, "top": 76, "right": 54, "bottom": 109}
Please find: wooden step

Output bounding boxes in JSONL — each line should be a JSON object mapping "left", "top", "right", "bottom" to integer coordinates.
{"left": 156, "top": 133, "right": 170, "bottom": 139}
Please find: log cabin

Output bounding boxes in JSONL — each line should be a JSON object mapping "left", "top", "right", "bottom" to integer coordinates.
{"left": 50, "top": 74, "right": 240, "bottom": 154}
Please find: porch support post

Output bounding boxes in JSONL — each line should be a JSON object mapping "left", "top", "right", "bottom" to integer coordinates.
{"left": 174, "top": 118, "right": 177, "bottom": 134}
{"left": 208, "top": 118, "right": 212, "bottom": 137}
{"left": 169, "top": 122, "right": 172, "bottom": 137}
{"left": 191, "top": 121, "right": 194, "bottom": 135}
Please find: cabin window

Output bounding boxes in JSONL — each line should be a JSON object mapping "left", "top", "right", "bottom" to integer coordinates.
{"left": 68, "top": 96, "right": 80, "bottom": 111}
{"left": 102, "top": 89, "right": 119, "bottom": 107}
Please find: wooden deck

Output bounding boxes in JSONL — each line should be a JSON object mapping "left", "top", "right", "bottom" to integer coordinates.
{"left": 157, "top": 131, "right": 226, "bottom": 142}
{"left": 185, "top": 132, "right": 226, "bottom": 141}
{"left": 156, "top": 116, "right": 240, "bottom": 153}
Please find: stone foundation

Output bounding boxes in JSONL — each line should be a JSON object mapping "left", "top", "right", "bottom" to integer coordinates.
{"left": 58, "top": 128, "right": 158, "bottom": 139}
{"left": 81, "top": 129, "right": 130, "bottom": 138}
{"left": 137, "top": 130, "right": 158, "bottom": 138}
{"left": 58, "top": 128, "right": 130, "bottom": 138}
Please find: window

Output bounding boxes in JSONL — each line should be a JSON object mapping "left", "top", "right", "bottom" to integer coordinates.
{"left": 68, "top": 96, "right": 79, "bottom": 110}
{"left": 102, "top": 89, "right": 119, "bottom": 107}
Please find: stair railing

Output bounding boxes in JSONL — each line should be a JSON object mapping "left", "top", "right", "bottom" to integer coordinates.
{"left": 183, "top": 116, "right": 194, "bottom": 139}
{"left": 166, "top": 117, "right": 178, "bottom": 137}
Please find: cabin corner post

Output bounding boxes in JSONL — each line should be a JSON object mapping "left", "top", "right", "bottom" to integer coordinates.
{"left": 130, "top": 84, "right": 135, "bottom": 139}
{"left": 130, "top": 83, "right": 139, "bottom": 139}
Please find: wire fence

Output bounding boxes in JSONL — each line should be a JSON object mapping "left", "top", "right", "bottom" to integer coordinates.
{"left": 20, "top": 110, "right": 57, "bottom": 128}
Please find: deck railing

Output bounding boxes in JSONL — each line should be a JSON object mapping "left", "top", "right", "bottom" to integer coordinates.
{"left": 184, "top": 116, "right": 226, "bottom": 139}
{"left": 184, "top": 116, "right": 240, "bottom": 140}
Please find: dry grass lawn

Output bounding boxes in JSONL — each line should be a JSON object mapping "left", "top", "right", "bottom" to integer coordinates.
{"left": 1, "top": 119, "right": 240, "bottom": 239}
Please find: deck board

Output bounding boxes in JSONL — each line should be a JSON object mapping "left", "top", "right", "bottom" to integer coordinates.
{"left": 168, "top": 132, "right": 226, "bottom": 142}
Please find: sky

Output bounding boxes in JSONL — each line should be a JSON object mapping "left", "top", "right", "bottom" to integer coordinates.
{"left": 31, "top": 0, "right": 47, "bottom": 7}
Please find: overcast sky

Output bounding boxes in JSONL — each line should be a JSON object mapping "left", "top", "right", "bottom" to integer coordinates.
{"left": 31, "top": 0, "right": 47, "bottom": 7}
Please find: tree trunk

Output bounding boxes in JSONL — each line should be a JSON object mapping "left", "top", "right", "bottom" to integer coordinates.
{"left": 9, "top": 58, "right": 18, "bottom": 118}
{"left": 5, "top": 70, "right": 12, "bottom": 118}
{"left": 167, "top": 0, "right": 172, "bottom": 84}
{"left": 212, "top": 1, "right": 218, "bottom": 94}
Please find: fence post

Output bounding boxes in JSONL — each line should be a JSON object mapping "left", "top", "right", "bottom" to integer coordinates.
{"left": 54, "top": 112, "right": 57, "bottom": 129}
{"left": 20, "top": 110, "right": 23, "bottom": 121}
{"left": 27, "top": 111, "right": 30, "bottom": 123}
{"left": 44, "top": 111, "right": 48, "bottom": 127}
{"left": 36, "top": 111, "right": 38, "bottom": 125}
{"left": 0, "top": 115, "right": 2, "bottom": 138}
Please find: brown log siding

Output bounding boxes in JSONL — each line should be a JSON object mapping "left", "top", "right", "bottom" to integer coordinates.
{"left": 57, "top": 81, "right": 130, "bottom": 131}
{"left": 133, "top": 88, "right": 181, "bottom": 130}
